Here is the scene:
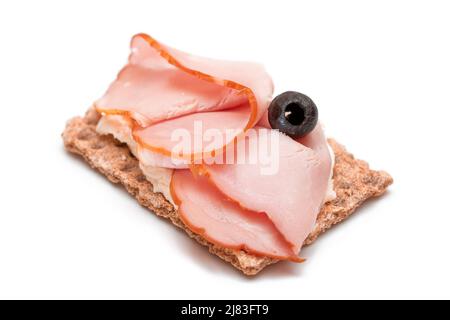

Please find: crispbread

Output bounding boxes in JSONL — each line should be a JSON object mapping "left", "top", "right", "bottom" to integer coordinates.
{"left": 62, "top": 108, "right": 393, "bottom": 275}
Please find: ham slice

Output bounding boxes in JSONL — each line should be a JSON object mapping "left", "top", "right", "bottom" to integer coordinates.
{"left": 193, "top": 126, "right": 332, "bottom": 253}
{"left": 171, "top": 170, "right": 302, "bottom": 262}
{"left": 297, "top": 124, "right": 333, "bottom": 206}
{"left": 133, "top": 105, "right": 248, "bottom": 161}
{"left": 95, "top": 33, "right": 273, "bottom": 161}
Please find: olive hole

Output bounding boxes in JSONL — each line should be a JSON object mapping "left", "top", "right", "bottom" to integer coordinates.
{"left": 284, "top": 103, "right": 305, "bottom": 126}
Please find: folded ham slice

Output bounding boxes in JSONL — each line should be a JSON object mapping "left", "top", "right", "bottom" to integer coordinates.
{"left": 171, "top": 170, "right": 302, "bottom": 262}
{"left": 95, "top": 33, "right": 273, "bottom": 161}
{"left": 133, "top": 105, "right": 248, "bottom": 160}
{"left": 193, "top": 126, "right": 332, "bottom": 253}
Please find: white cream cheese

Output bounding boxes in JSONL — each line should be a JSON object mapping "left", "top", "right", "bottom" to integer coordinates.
{"left": 96, "top": 115, "right": 336, "bottom": 207}
{"left": 97, "top": 115, "right": 176, "bottom": 206}
{"left": 324, "top": 143, "right": 336, "bottom": 203}
{"left": 97, "top": 115, "right": 138, "bottom": 156}
{"left": 138, "top": 162, "right": 175, "bottom": 206}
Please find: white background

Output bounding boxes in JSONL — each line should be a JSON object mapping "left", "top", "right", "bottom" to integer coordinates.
{"left": 0, "top": 0, "right": 449, "bottom": 300}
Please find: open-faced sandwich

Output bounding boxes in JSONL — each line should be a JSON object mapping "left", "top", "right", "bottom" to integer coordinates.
{"left": 63, "top": 33, "right": 392, "bottom": 275}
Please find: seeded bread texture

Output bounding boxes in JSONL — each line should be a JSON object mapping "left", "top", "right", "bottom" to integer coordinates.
{"left": 62, "top": 109, "right": 393, "bottom": 275}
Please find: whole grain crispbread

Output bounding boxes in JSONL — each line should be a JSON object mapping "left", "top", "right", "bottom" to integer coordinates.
{"left": 62, "top": 108, "right": 393, "bottom": 275}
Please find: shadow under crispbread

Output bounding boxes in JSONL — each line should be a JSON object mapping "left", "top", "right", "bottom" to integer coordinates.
{"left": 62, "top": 108, "right": 393, "bottom": 275}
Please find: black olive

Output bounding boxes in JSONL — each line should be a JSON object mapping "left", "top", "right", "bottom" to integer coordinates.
{"left": 268, "top": 91, "right": 318, "bottom": 138}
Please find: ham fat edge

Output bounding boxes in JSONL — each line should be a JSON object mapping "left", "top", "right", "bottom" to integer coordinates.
{"left": 94, "top": 33, "right": 332, "bottom": 261}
